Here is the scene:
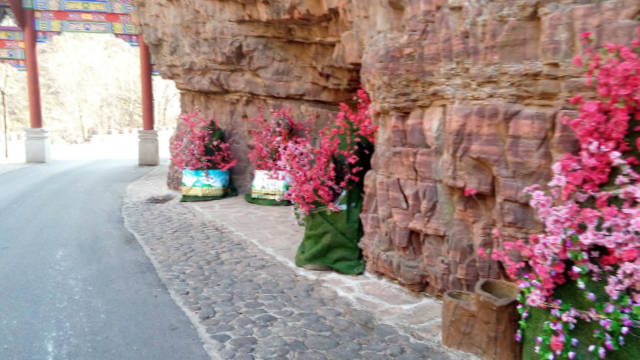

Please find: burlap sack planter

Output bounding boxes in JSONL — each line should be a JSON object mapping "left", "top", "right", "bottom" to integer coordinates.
{"left": 180, "top": 169, "right": 236, "bottom": 202}
{"left": 245, "top": 170, "right": 291, "bottom": 206}
{"left": 442, "top": 279, "right": 521, "bottom": 360}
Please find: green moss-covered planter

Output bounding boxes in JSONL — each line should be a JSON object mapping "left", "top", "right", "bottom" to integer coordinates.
{"left": 523, "top": 280, "right": 640, "bottom": 360}
{"left": 295, "top": 188, "right": 365, "bottom": 275}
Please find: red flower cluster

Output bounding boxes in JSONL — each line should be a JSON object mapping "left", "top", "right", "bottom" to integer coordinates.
{"left": 559, "top": 30, "right": 640, "bottom": 199}
{"left": 170, "top": 110, "right": 237, "bottom": 171}
{"left": 248, "top": 108, "right": 309, "bottom": 172}
{"left": 279, "top": 89, "right": 377, "bottom": 214}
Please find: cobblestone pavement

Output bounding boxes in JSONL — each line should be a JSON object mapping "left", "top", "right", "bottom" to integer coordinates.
{"left": 193, "top": 197, "right": 444, "bottom": 345}
{"left": 123, "top": 166, "right": 475, "bottom": 360}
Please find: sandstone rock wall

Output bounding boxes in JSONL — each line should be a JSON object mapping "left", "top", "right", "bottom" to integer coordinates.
{"left": 356, "top": 0, "right": 640, "bottom": 294}
{"left": 136, "top": 0, "right": 640, "bottom": 295}
{"left": 135, "top": 0, "right": 361, "bottom": 191}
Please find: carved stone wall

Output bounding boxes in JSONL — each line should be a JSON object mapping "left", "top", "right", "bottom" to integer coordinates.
{"left": 136, "top": 0, "right": 640, "bottom": 295}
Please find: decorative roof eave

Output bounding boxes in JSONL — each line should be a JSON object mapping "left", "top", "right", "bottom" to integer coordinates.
{"left": 21, "top": 0, "right": 135, "bottom": 15}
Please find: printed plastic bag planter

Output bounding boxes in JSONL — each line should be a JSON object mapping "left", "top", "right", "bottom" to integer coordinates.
{"left": 246, "top": 107, "right": 308, "bottom": 207}
{"left": 170, "top": 110, "right": 238, "bottom": 202}
{"left": 295, "top": 189, "right": 365, "bottom": 275}
{"left": 180, "top": 169, "right": 236, "bottom": 202}
{"left": 245, "top": 170, "right": 291, "bottom": 206}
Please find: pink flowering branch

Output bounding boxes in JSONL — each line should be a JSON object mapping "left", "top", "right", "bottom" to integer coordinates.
{"left": 279, "top": 89, "right": 377, "bottom": 215}
{"left": 170, "top": 110, "right": 237, "bottom": 171}
{"left": 248, "top": 107, "right": 310, "bottom": 172}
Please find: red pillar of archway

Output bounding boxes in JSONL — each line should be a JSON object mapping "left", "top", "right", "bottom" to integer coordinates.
{"left": 137, "top": 34, "right": 158, "bottom": 166}
{"left": 139, "top": 35, "right": 154, "bottom": 131}
{"left": 23, "top": 9, "right": 42, "bottom": 129}
{"left": 23, "top": 8, "right": 50, "bottom": 162}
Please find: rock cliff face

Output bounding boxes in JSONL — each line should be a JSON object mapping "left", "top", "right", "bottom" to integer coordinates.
{"left": 135, "top": 0, "right": 640, "bottom": 295}
{"left": 134, "top": 0, "right": 361, "bottom": 191}
{"left": 355, "top": 0, "right": 639, "bottom": 294}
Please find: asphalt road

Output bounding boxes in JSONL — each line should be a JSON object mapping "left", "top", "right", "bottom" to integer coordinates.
{"left": 0, "top": 160, "right": 209, "bottom": 360}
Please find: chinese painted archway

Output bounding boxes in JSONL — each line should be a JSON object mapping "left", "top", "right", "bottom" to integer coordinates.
{"left": 0, "top": 0, "right": 158, "bottom": 165}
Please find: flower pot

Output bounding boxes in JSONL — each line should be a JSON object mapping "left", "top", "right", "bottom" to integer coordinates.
{"left": 181, "top": 169, "right": 231, "bottom": 201}
{"left": 443, "top": 290, "right": 479, "bottom": 352}
{"left": 442, "top": 279, "right": 521, "bottom": 360}
{"left": 474, "top": 279, "right": 521, "bottom": 360}
{"left": 249, "top": 170, "right": 290, "bottom": 201}
{"left": 295, "top": 188, "right": 365, "bottom": 275}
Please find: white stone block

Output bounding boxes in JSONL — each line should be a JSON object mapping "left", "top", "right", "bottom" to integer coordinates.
{"left": 25, "top": 128, "right": 50, "bottom": 163}
{"left": 138, "top": 129, "right": 159, "bottom": 166}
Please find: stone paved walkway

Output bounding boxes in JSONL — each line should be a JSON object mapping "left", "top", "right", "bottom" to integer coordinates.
{"left": 123, "top": 166, "right": 475, "bottom": 359}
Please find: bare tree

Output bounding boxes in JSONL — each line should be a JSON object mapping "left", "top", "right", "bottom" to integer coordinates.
{"left": 0, "top": 30, "right": 180, "bottom": 141}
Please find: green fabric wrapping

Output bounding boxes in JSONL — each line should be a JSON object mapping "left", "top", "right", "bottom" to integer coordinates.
{"left": 295, "top": 188, "right": 365, "bottom": 275}
{"left": 244, "top": 193, "right": 291, "bottom": 206}
{"left": 180, "top": 184, "right": 238, "bottom": 202}
{"left": 523, "top": 280, "right": 640, "bottom": 360}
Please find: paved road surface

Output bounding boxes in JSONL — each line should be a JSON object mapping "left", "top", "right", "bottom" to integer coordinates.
{"left": 0, "top": 160, "right": 209, "bottom": 360}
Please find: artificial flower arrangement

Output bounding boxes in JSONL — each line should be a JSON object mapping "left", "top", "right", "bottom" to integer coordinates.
{"left": 482, "top": 30, "right": 640, "bottom": 359}
{"left": 279, "top": 89, "right": 377, "bottom": 274}
{"left": 170, "top": 109, "right": 238, "bottom": 202}
{"left": 246, "top": 108, "right": 309, "bottom": 206}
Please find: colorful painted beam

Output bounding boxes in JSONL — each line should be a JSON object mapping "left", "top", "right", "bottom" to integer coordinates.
{"left": 35, "top": 10, "right": 134, "bottom": 24}
{"left": 0, "top": 3, "right": 156, "bottom": 73}
{"left": 34, "top": 18, "right": 137, "bottom": 34}
{"left": 0, "top": 48, "right": 24, "bottom": 60}
{"left": 22, "top": 0, "right": 135, "bottom": 14}
{"left": 114, "top": 33, "right": 137, "bottom": 45}
{"left": 0, "top": 25, "right": 26, "bottom": 69}
{"left": 0, "top": 13, "right": 26, "bottom": 84}
{"left": 34, "top": 30, "right": 139, "bottom": 46}
{"left": 0, "top": 39, "right": 24, "bottom": 48}
{"left": 0, "top": 26, "right": 25, "bottom": 40}
{"left": 0, "top": 59, "right": 26, "bottom": 70}
{"left": 35, "top": 30, "right": 56, "bottom": 42}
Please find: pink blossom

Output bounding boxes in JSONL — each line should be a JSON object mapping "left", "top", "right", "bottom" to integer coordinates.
{"left": 572, "top": 56, "right": 583, "bottom": 68}
{"left": 464, "top": 187, "right": 478, "bottom": 197}
{"left": 170, "top": 110, "right": 237, "bottom": 171}
{"left": 550, "top": 335, "right": 565, "bottom": 352}
{"left": 248, "top": 108, "right": 309, "bottom": 172}
{"left": 619, "top": 248, "right": 638, "bottom": 262}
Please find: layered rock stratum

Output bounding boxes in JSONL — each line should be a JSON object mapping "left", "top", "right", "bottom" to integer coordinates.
{"left": 135, "top": 0, "right": 640, "bottom": 295}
